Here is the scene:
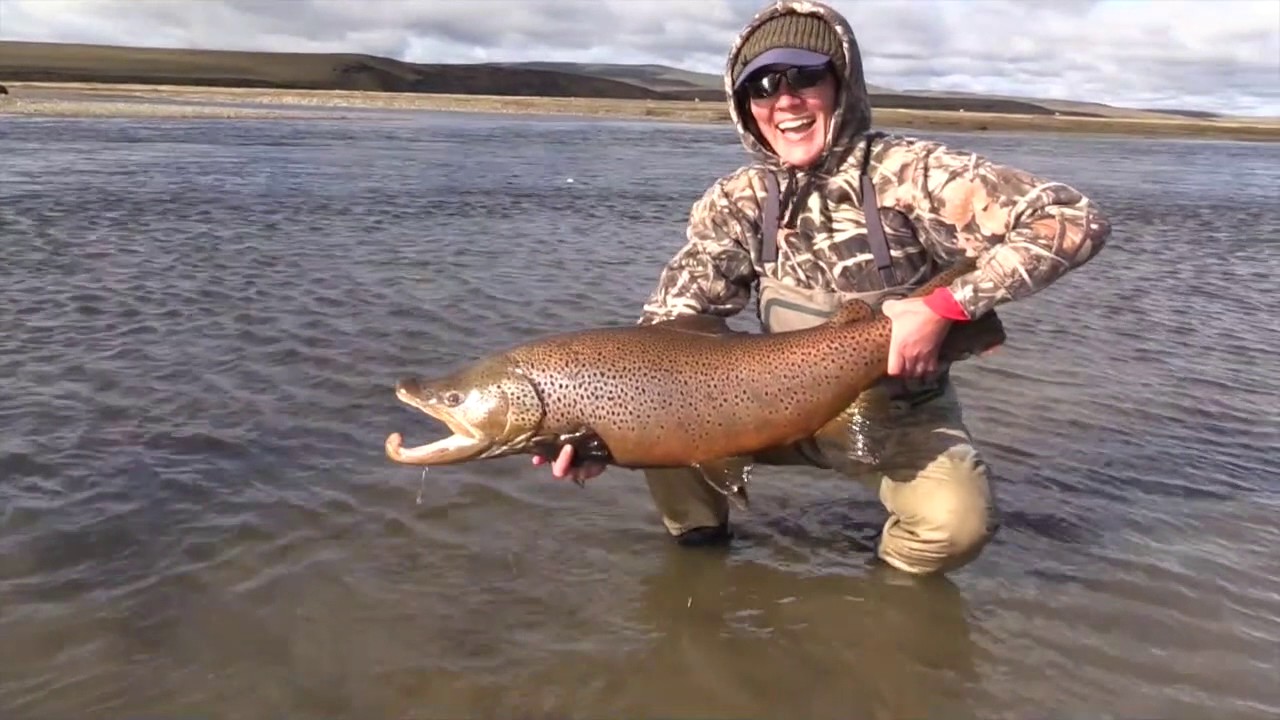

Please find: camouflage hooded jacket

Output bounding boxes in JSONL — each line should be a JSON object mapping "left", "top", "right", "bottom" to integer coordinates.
{"left": 638, "top": 0, "right": 1110, "bottom": 325}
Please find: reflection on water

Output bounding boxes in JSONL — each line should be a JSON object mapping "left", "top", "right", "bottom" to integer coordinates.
{"left": 1, "top": 112, "right": 1278, "bottom": 719}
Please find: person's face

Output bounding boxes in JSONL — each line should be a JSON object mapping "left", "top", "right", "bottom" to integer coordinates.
{"left": 744, "top": 64, "right": 837, "bottom": 168}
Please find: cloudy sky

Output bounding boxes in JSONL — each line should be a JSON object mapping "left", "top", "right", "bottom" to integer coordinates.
{"left": 1, "top": 0, "right": 1277, "bottom": 116}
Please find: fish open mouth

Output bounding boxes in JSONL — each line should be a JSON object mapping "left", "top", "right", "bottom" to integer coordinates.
{"left": 384, "top": 382, "right": 488, "bottom": 465}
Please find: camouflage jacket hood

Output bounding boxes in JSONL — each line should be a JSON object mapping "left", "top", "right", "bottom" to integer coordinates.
{"left": 639, "top": 0, "right": 1111, "bottom": 326}
{"left": 725, "top": 0, "right": 873, "bottom": 178}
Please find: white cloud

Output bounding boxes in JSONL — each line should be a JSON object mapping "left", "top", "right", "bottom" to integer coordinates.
{"left": 0, "top": 0, "right": 1276, "bottom": 115}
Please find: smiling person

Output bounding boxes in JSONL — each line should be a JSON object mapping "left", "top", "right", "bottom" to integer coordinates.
{"left": 533, "top": 0, "right": 1110, "bottom": 575}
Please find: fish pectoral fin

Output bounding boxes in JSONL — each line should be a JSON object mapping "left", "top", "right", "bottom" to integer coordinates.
{"left": 814, "top": 386, "right": 893, "bottom": 467}
{"left": 692, "top": 457, "right": 753, "bottom": 511}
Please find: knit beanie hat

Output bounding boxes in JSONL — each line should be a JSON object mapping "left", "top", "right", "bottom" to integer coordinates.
{"left": 731, "top": 13, "right": 844, "bottom": 89}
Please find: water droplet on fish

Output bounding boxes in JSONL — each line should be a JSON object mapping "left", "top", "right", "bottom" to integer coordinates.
{"left": 416, "top": 467, "right": 428, "bottom": 505}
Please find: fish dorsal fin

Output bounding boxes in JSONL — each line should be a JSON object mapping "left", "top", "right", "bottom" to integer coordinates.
{"left": 650, "top": 314, "right": 737, "bottom": 337}
{"left": 826, "top": 299, "right": 876, "bottom": 326}
{"left": 692, "top": 457, "right": 753, "bottom": 510}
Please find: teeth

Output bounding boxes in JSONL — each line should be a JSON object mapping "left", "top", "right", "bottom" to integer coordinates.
{"left": 777, "top": 118, "right": 813, "bottom": 131}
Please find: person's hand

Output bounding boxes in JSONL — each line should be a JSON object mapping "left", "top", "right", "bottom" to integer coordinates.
{"left": 531, "top": 444, "right": 607, "bottom": 484}
{"left": 882, "top": 296, "right": 953, "bottom": 378}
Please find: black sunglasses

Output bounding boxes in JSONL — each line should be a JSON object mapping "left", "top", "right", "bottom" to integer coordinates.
{"left": 742, "top": 63, "right": 832, "bottom": 100}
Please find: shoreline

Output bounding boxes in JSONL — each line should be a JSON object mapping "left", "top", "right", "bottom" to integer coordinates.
{"left": 4, "top": 81, "right": 1279, "bottom": 142}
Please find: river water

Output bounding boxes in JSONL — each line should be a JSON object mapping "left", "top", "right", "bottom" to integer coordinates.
{"left": 2, "top": 110, "right": 1278, "bottom": 719}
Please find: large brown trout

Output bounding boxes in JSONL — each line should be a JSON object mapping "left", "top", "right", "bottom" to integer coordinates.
{"left": 384, "top": 259, "right": 1006, "bottom": 493}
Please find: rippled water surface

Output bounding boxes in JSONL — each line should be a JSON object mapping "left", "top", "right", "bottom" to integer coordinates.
{"left": 2, "top": 111, "right": 1278, "bottom": 719}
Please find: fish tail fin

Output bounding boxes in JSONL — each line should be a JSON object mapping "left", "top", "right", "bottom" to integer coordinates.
{"left": 939, "top": 309, "right": 1007, "bottom": 363}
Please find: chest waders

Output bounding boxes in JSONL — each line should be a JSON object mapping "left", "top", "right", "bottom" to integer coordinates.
{"left": 643, "top": 139, "right": 998, "bottom": 573}
{"left": 752, "top": 137, "right": 949, "bottom": 469}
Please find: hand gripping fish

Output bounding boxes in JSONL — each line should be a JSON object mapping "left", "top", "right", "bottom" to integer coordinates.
{"left": 385, "top": 259, "right": 1006, "bottom": 504}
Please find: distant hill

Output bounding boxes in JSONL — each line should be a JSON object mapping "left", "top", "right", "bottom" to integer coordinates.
{"left": 0, "top": 41, "right": 665, "bottom": 99}
{"left": 500, "top": 62, "right": 1116, "bottom": 118}
{"left": 0, "top": 40, "right": 1210, "bottom": 120}
{"left": 488, "top": 61, "right": 726, "bottom": 93}
{"left": 900, "top": 88, "right": 1224, "bottom": 120}
{"left": 491, "top": 60, "right": 897, "bottom": 95}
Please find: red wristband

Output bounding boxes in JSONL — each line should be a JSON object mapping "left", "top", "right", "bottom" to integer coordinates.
{"left": 922, "top": 287, "right": 970, "bottom": 321}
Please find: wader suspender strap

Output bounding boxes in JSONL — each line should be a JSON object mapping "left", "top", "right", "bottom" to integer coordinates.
{"left": 761, "top": 171, "right": 780, "bottom": 264}
{"left": 858, "top": 136, "right": 899, "bottom": 289}
{"left": 760, "top": 136, "right": 898, "bottom": 289}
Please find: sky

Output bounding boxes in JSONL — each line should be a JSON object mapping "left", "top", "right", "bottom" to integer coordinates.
{"left": 1, "top": 0, "right": 1277, "bottom": 116}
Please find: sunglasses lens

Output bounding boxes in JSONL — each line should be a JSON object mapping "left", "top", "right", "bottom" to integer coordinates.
{"left": 744, "top": 64, "right": 829, "bottom": 100}
{"left": 747, "top": 73, "right": 781, "bottom": 99}
{"left": 790, "top": 65, "right": 829, "bottom": 89}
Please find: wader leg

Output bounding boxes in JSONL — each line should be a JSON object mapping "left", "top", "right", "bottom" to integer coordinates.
{"left": 643, "top": 467, "right": 730, "bottom": 544}
{"left": 643, "top": 444, "right": 827, "bottom": 546}
{"left": 864, "top": 387, "right": 1000, "bottom": 575}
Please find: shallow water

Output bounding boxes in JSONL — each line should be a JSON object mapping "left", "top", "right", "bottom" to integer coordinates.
{"left": 2, "top": 112, "right": 1278, "bottom": 719}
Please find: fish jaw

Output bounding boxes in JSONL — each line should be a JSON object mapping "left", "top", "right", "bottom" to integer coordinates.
{"left": 385, "top": 429, "right": 486, "bottom": 465}
{"left": 385, "top": 363, "right": 547, "bottom": 466}
{"left": 384, "top": 377, "right": 496, "bottom": 465}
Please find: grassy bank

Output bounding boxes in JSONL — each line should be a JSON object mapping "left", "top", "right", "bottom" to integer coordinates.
{"left": 4, "top": 81, "right": 1279, "bottom": 142}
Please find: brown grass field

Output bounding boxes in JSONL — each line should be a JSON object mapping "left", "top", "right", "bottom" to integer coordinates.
{"left": 4, "top": 81, "right": 1279, "bottom": 143}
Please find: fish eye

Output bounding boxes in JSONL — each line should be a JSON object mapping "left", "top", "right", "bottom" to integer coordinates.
{"left": 444, "top": 391, "right": 464, "bottom": 407}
